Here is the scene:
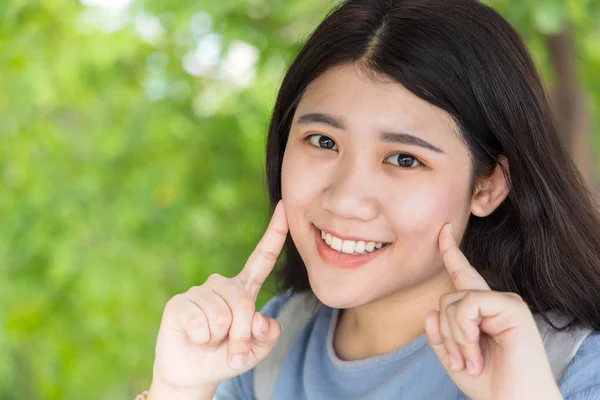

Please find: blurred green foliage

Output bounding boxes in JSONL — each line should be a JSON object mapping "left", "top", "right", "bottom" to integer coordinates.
{"left": 0, "top": 0, "right": 598, "bottom": 398}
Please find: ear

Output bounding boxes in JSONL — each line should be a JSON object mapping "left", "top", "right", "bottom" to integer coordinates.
{"left": 470, "top": 157, "right": 510, "bottom": 217}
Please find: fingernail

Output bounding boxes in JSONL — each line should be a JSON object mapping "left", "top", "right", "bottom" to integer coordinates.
{"left": 467, "top": 361, "right": 476, "bottom": 375}
{"left": 448, "top": 354, "right": 459, "bottom": 371}
{"left": 449, "top": 223, "right": 454, "bottom": 234}
{"left": 230, "top": 354, "right": 247, "bottom": 369}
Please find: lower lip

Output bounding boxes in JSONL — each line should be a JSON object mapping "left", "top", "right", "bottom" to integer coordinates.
{"left": 313, "top": 226, "right": 389, "bottom": 269}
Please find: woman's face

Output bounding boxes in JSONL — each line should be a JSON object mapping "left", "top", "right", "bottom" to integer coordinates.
{"left": 281, "top": 64, "right": 474, "bottom": 308}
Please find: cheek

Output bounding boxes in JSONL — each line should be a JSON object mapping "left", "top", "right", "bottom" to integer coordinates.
{"left": 281, "top": 142, "right": 328, "bottom": 204}
{"left": 281, "top": 145, "right": 322, "bottom": 233}
{"left": 390, "top": 179, "right": 470, "bottom": 237}
{"left": 281, "top": 146, "right": 307, "bottom": 206}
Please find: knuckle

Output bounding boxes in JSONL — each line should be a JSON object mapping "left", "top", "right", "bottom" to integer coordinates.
{"left": 440, "top": 291, "right": 466, "bottom": 309}
{"left": 454, "top": 335, "right": 467, "bottom": 347}
{"left": 185, "top": 285, "right": 204, "bottom": 297}
{"left": 445, "top": 302, "right": 457, "bottom": 317}
{"left": 257, "top": 247, "right": 278, "bottom": 262}
{"left": 184, "top": 287, "right": 212, "bottom": 306}
{"left": 442, "top": 338, "right": 455, "bottom": 355}
{"left": 165, "top": 293, "right": 185, "bottom": 311}
{"left": 457, "top": 332, "right": 470, "bottom": 346}
{"left": 439, "top": 293, "right": 453, "bottom": 308}
{"left": 505, "top": 291, "right": 524, "bottom": 303}
{"left": 462, "top": 290, "right": 479, "bottom": 305}
{"left": 236, "top": 296, "right": 256, "bottom": 314}
{"left": 187, "top": 318, "right": 210, "bottom": 343}
{"left": 455, "top": 303, "right": 470, "bottom": 324}
{"left": 268, "top": 223, "right": 288, "bottom": 236}
{"left": 449, "top": 268, "right": 463, "bottom": 283}
{"left": 233, "top": 333, "right": 252, "bottom": 342}
{"left": 207, "top": 273, "right": 225, "bottom": 284}
{"left": 455, "top": 293, "right": 478, "bottom": 317}
{"left": 229, "top": 340, "right": 252, "bottom": 356}
{"left": 186, "top": 314, "right": 207, "bottom": 329}
{"left": 166, "top": 293, "right": 181, "bottom": 305}
{"left": 451, "top": 319, "right": 468, "bottom": 343}
{"left": 229, "top": 322, "right": 252, "bottom": 341}
{"left": 213, "top": 311, "right": 233, "bottom": 327}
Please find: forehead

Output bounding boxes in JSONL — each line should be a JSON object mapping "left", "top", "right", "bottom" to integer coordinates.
{"left": 294, "top": 64, "right": 461, "bottom": 147}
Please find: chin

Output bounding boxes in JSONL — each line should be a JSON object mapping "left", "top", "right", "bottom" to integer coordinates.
{"left": 306, "top": 275, "right": 374, "bottom": 309}
{"left": 305, "top": 261, "right": 440, "bottom": 310}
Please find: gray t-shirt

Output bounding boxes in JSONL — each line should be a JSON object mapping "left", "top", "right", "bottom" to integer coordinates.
{"left": 215, "top": 292, "right": 600, "bottom": 399}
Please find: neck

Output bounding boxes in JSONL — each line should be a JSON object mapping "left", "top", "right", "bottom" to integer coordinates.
{"left": 333, "top": 271, "right": 455, "bottom": 361}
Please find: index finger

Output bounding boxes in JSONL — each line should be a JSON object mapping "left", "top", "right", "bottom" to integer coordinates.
{"left": 439, "top": 223, "right": 490, "bottom": 291}
{"left": 237, "top": 200, "right": 289, "bottom": 298}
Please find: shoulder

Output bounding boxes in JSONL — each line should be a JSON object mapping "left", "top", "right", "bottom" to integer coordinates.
{"left": 258, "top": 290, "right": 296, "bottom": 319}
{"left": 259, "top": 289, "right": 320, "bottom": 322}
{"left": 559, "top": 330, "right": 600, "bottom": 399}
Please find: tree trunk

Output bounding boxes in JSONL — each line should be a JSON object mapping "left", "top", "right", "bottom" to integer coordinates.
{"left": 545, "top": 29, "right": 597, "bottom": 193}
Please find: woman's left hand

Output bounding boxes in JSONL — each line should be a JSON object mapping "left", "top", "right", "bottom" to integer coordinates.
{"left": 425, "top": 224, "right": 563, "bottom": 400}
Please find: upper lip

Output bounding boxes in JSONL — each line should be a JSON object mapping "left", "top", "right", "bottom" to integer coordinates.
{"left": 314, "top": 225, "right": 390, "bottom": 243}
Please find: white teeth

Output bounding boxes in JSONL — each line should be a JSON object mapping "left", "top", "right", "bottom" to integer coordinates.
{"left": 331, "top": 236, "right": 342, "bottom": 251}
{"left": 320, "top": 230, "right": 385, "bottom": 254}
{"left": 355, "top": 241, "right": 366, "bottom": 253}
{"left": 341, "top": 240, "right": 356, "bottom": 254}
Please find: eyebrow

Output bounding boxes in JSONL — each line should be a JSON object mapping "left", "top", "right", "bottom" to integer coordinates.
{"left": 296, "top": 112, "right": 445, "bottom": 154}
{"left": 297, "top": 112, "right": 345, "bottom": 129}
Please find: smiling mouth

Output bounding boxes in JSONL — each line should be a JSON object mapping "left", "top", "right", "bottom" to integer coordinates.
{"left": 317, "top": 227, "right": 391, "bottom": 256}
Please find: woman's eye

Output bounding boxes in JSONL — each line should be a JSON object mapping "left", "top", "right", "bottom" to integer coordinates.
{"left": 307, "top": 134, "right": 338, "bottom": 150}
{"left": 384, "top": 153, "right": 422, "bottom": 168}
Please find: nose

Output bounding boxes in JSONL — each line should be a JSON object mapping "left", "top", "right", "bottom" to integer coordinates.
{"left": 321, "top": 158, "right": 379, "bottom": 222}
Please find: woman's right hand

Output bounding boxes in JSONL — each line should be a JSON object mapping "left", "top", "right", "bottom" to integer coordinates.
{"left": 149, "top": 201, "right": 288, "bottom": 398}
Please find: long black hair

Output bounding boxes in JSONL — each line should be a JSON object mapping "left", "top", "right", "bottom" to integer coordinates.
{"left": 265, "top": 0, "right": 600, "bottom": 330}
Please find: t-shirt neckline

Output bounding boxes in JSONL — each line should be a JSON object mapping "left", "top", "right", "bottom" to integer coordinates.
{"left": 325, "top": 306, "right": 430, "bottom": 369}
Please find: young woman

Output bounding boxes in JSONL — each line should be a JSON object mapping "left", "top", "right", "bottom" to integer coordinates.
{"left": 141, "top": 0, "right": 600, "bottom": 399}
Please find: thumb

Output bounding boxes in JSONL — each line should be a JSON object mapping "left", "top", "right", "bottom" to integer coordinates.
{"left": 248, "top": 312, "right": 281, "bottom": 364}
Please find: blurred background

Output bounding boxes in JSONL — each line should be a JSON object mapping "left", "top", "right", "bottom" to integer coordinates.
{"left": 1, "top": 0, "right": 599, "bottom": 398}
